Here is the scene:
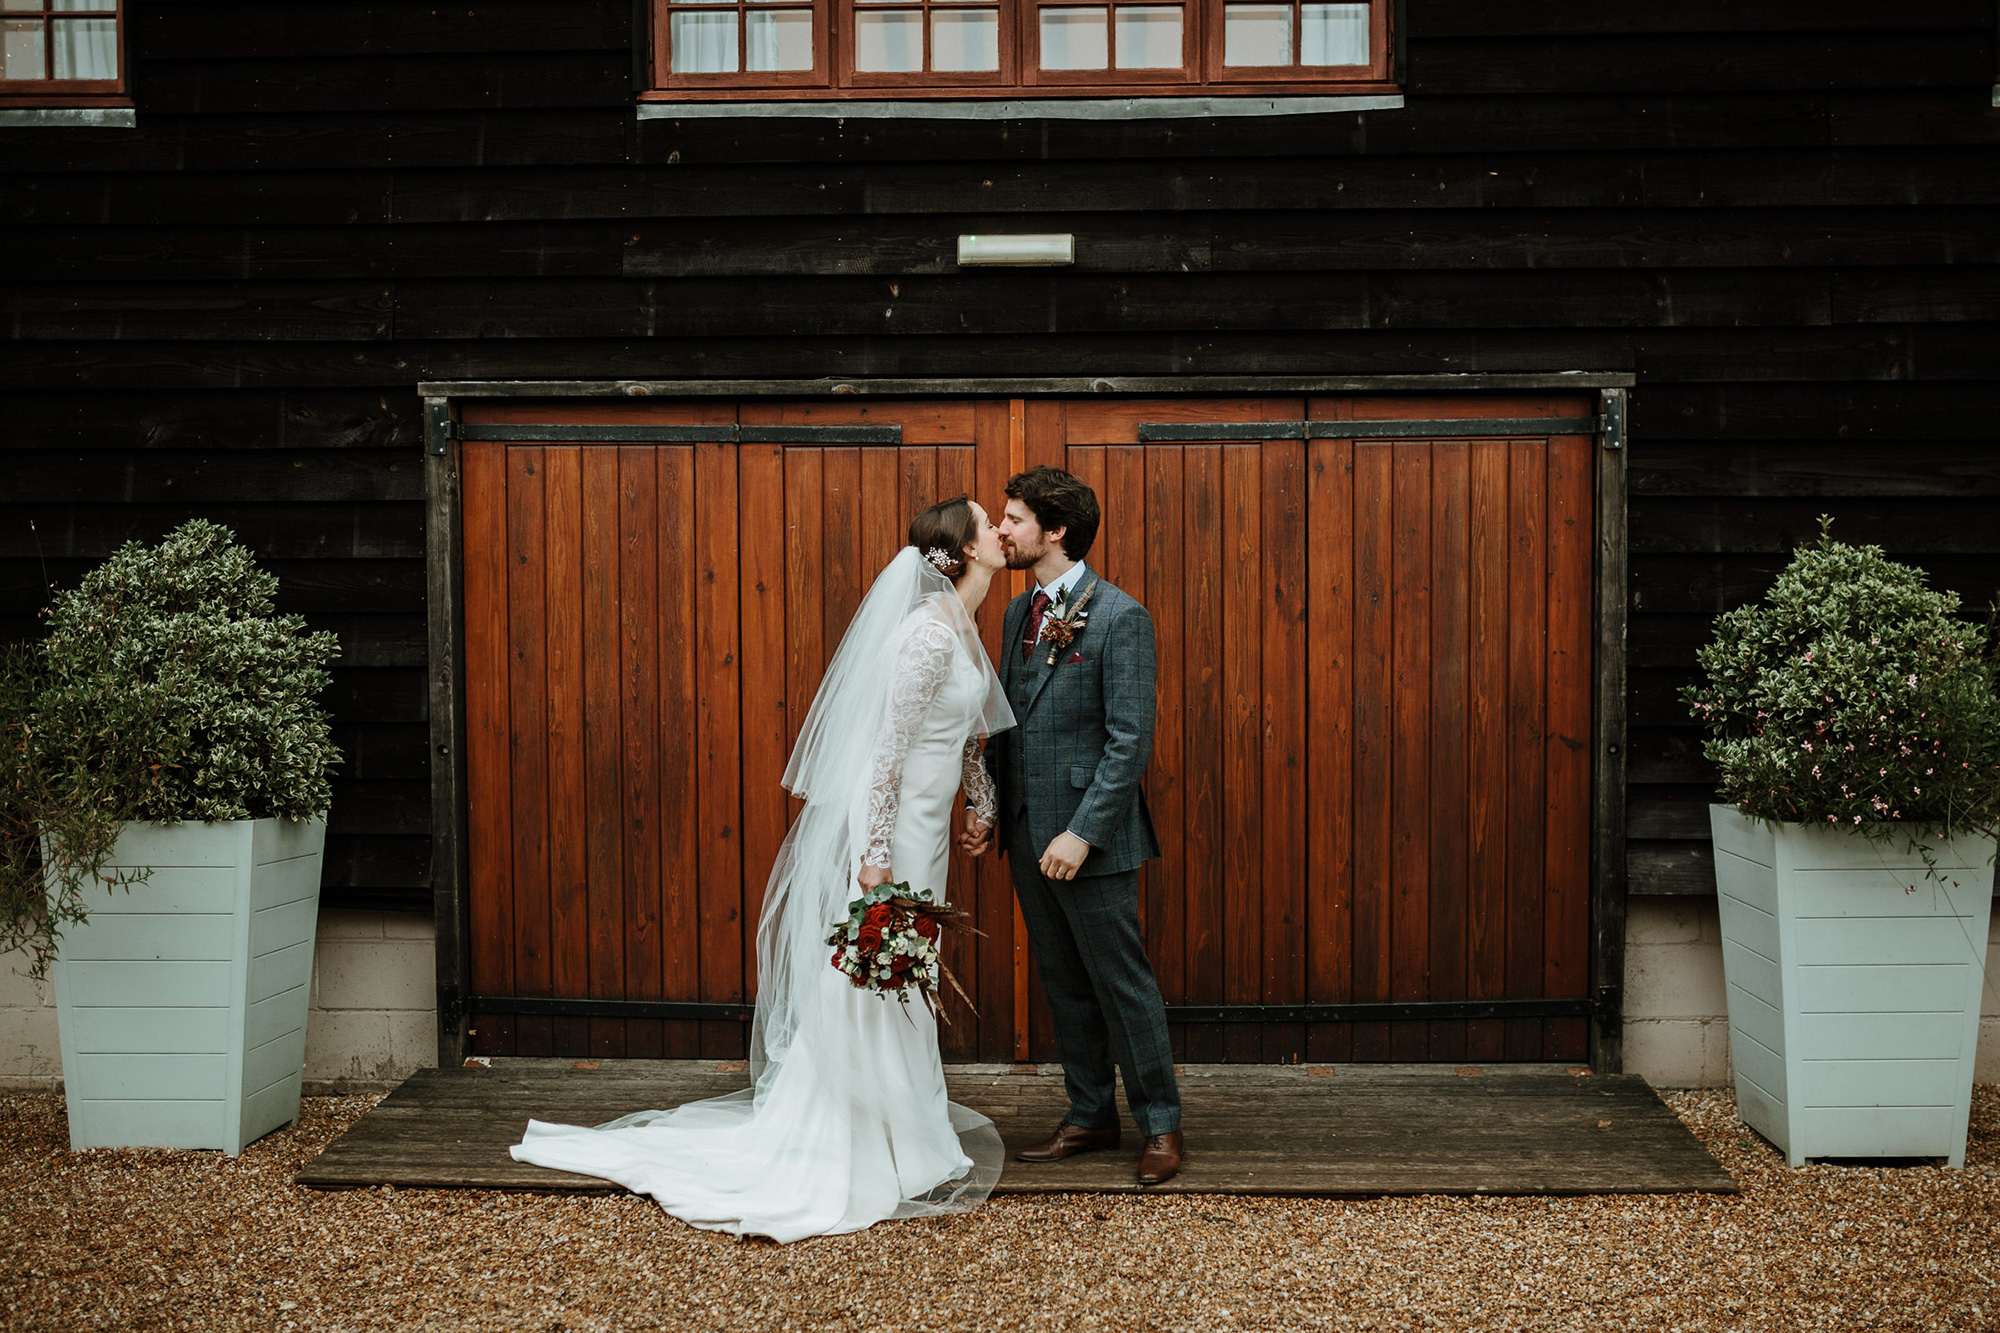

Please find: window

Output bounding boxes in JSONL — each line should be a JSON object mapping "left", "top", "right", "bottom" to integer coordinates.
{"left": 643, "top": 0, "right": 1389, "bottom": 98}
{"left": 0, "top": 0, "right": 125, "bottom": 107}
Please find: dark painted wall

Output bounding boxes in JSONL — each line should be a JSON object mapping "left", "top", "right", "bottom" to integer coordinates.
{"left": 5, "top": 0, "right": 1997, "bottom": 912}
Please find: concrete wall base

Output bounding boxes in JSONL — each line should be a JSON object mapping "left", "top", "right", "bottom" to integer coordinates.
{"left": 6, "top": 902, "right": 1996, "bottom": 1093}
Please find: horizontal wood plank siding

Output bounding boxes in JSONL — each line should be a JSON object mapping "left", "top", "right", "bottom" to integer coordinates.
{"left": 3, "top": 1, "right": 1996, "bottom": 910}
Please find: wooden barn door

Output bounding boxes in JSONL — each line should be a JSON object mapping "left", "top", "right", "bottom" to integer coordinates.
{"left": 457, "top": 394, "right": 1598, "bottom": 1064}
{"left": 459, "top": 401, "right": 1025, "bottom": 1061}
{"left": 1036, "top": 396, "right": 1598, "bottom": 1064}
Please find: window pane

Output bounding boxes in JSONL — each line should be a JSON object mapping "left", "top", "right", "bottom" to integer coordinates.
{"left": 746, "top": 8, "right": 812, "bottom": 70}
{"left": 1, "top": 20, "right": 43, "bottom": 79}
{"left": 931, "top": 8, "right": 997, "bottom": 71}
{"left": 54, "top": 0, "right": 120, "bottom": 10}
{"left": 1300, "top": 2, "right": 1366, "bottom": 64}
{"left": 1, "top": 2, "right": 47, "bottom": 11}
{"left": 1223, "top": 3, "right": 1290, "bottom": 65}
{"left": 1113, "top": 5, "right": 1179, "bottom": 68}
{"left": 855, "top": 8, "right": 922, "bottom": 71}
{"left": 52, "top": 16, "right": 114, "bottom": 77}
{"left": 671, "top": 10, "right": 738, "bottom": 72}
{"left": 1039, "top": 7, "right": 1107, "bottom": 70}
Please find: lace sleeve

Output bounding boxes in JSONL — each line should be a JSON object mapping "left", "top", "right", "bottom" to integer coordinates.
{"left": 961, "top": 737, "right": 996, "bottom": 829}
{"left": 860, "top": 618, "right": 958, "bottom": 871}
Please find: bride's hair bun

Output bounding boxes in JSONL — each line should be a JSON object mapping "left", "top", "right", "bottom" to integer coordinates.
{"left": 907, "top": 495, "right": 975, "bottom": 582}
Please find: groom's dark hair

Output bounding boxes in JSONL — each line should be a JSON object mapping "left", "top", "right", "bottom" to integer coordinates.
{"left": 1005, "top": 466, "right": 1099, "bottom": 561}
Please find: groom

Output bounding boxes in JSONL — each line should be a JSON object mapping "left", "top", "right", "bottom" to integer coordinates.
{"left": 971, "top": 465, "right": 1183, "bottom": 1185}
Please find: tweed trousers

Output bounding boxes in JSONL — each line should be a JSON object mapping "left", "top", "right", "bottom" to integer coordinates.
{"left": 1006, "top": 819, "right": 1181, "bottom": 1137}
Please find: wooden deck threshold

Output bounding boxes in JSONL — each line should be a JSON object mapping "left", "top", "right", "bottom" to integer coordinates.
{"left": 297, "top": 1060, "right": 1737, "bottom": 1197}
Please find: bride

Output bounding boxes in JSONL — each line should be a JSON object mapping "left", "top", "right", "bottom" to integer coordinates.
{"left": 511, "top": 497, "right": 1016, "bottom": 1242}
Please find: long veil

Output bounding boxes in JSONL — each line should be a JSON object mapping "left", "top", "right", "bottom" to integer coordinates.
{"left": 760, "top": 546, "right": 1012, "bottom": 1078}
{"left": 511, "top": 546, "right": 1014, "bottom": 1241}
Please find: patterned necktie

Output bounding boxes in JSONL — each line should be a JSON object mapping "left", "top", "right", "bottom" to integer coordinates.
{"left": 1021, "top": 590, "right": 1052, "bottom": 662}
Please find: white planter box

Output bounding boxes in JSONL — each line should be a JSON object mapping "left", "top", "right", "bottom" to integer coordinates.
{"left": 49, "top": 817, "right": 326, "bottom": 1155}
{"left": 1709, "top": 804, "right": 1994, "bottom": 1167}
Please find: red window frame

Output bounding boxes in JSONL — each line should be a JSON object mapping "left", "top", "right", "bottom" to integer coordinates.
{"left": 652, "top": 0, "right": 831, "bottom": 90}
{"left": 1204, "top": 0, "right": 1384, "bottom": 85}
{"left": 0, "top": 1, "right": 128, "bottom": 109}
{"left": 841, "top": 0, "right": 1016, "bottom": 90}
{"left": 640, "top": 0, "right": 1394, "bottom": 100}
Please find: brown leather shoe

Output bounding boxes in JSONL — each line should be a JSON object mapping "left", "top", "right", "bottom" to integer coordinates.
{"left": 1136, "top": 1131, "right": 1183, "bottom": 1185}
{"left": 1015, "top": 1121, "right": 1120, "bottom": 1162}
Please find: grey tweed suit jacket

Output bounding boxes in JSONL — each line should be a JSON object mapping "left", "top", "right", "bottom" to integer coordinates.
{"left": 989, "top": 568, "right": 1162, "bottom": 878}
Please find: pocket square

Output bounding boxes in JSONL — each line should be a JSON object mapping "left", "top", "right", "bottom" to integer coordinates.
{"left": 1065, "top": 652, "right": 1085, "bottom": 664}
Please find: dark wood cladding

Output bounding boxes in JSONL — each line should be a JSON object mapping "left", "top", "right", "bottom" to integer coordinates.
{"left": 2, "top": 0, "right": 1996, "bottom": 912}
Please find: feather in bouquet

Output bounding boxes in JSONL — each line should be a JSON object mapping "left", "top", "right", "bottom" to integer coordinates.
{"left": 827, "top": 881, "right": 982, "bottom": 1021}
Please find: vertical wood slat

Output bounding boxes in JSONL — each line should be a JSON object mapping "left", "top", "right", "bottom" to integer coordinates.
{"left": 428, "top": 401, "right": 473, "bottom": 1070}
{"left": 1179, "top": 444, "right": 1225, "bottom": 1065}
{"left": 1349, "top": 443, "right": 1394, "bottom": 1062}
{"left": 1505, "top": 439, "right": 1549, "bottom": 1061}
{"left": 1260, "top": 437, "right": 1307, "bottom": 1064}
{"left": 463, "top": 441, "right": 514, "bottom": 1057}
{"left": 738, "top": 443, "right": 788, "bottom": 1010}
{"left": 1465, "top": 441, "right": 1512, "bottom": 1063}
{"left": 1304, "top": 437, "right": 1353, "bottom": 1063}
{"left": 1388, "top": 444, "right": 1433, "bottom": 1062}
{"left": 1591, "top": 397, "right": 1631, "bottom": 1076}
{"left": 695, "top": 437, "right": 745, "bottom": 1058}
{"left": 542, "top": 449, "right": 590, "bottom": 1058}
{"left": 620, "top": 448, "right": 664, "bottom": 1059}
{"left": 1219, "top": 443, "right": 1262, "bottom": 1063}
{"left": 657, "top": 445, "right": 701, "bottom": 1058}
{"left": 580, "top": 449, "right": 626, "bottom": 1058}
{"left": 1143, "top": 444, "right": 1188, "bottom": 1060}
{"left": 505, "top": 447, "right": 553, "bottom": 1057}
{"left": 1544, "top": 432, "right": 1595, "bottom": 1062}
{"left": 1104, "top": 444, "right": 1153, "bottom": 1038}
{"left": 1427, "top": 442, "right": 1471, "bottom": 1063}
{"left": 785, "top": 446, "right": 826, "bottom": 830}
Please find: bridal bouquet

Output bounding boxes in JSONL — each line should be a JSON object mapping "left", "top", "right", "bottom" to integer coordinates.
{"left": 827, "top": 881, "right": 980, "bottom": 1019}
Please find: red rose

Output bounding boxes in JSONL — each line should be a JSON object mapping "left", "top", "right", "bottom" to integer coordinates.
{"left": 863, "top": 903, "right": 892, "bottom": 928}
{"left": 858, "top": 923, "right": 883, "bottom": 953}
{"left": 914, "top": 915, "right": 941, "bottom": 944}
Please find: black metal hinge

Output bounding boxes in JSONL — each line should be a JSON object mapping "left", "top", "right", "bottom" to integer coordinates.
{"left": 1598, "top": 388, "right": 1627, "bottom": 451}
{"left": 1136, "top": 417, "right": 1602, "bottom": 443}
{"left": 446, "top": 422, "right": 904, "bottom": 445}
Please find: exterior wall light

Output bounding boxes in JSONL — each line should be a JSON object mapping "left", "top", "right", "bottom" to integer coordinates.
{"left": 955, "top": 234, "right": 1076, "bottom": 267}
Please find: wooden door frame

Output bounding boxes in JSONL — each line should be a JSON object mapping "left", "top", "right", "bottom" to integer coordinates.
{"left": 422, "top": 374, "right": 1634, "bottom": 1071}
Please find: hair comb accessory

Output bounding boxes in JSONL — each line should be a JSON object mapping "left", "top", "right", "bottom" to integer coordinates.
{"left": 923, "top": 547, "right": 957, "bottom": 572}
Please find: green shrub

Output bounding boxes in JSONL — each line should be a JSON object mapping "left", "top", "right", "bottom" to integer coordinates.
{"left": 1683, "top": 518, "right": 2000, "bottom": 839}
{"left": 2, "top": 521, "right": 341, "bottom": 976}
{"left": 35, "top": 519, "right": 342, "bottom": 822}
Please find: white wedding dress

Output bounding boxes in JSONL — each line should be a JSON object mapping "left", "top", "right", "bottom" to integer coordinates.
{"left": 511, "top": 548, "right": 1014, "bottom": 1242}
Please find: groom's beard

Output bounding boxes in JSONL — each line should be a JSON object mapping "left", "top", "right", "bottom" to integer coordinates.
{"left": 1001, "top": 540, "right": 1043, "bottom": 571}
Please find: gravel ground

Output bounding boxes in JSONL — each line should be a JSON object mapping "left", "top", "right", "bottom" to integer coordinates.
{"left": 2, "top": 1085, "right": 1996, "bottom": 1332}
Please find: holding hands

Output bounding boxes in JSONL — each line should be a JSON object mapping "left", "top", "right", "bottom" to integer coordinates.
{"left": 956, "top": 811, "right": 993, "bottom": 858}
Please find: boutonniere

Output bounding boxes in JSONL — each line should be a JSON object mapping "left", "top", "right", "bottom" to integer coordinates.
{"left": 1041, "top": 579, "right": 1097, "bottom": 665}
